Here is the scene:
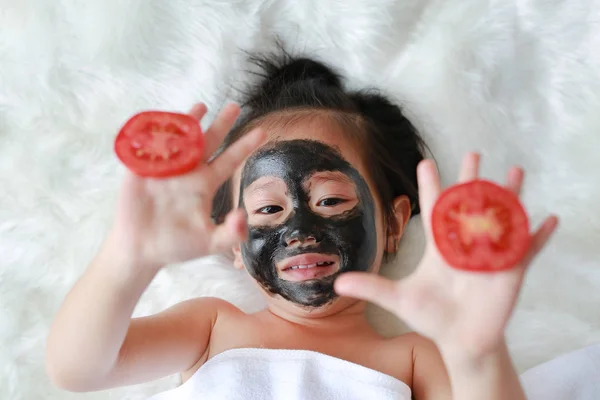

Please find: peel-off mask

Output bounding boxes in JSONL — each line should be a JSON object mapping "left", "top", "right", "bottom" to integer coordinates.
{"left": 239, "top": 140, "right": 377, "bottom": 307}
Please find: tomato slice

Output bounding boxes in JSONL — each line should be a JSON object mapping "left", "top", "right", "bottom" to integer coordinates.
{"left": 431, "top": 180, "right": 530, "bottom": 272}
{"left": 114, "top": 111, "right": 204, "bottom": 178}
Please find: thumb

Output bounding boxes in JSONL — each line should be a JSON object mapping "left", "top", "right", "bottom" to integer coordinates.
{"left": 334, "top": 272, "right": 399, "bottom": 312}
{"left": 209, "top": 208, "right": 248, "bottom": 254}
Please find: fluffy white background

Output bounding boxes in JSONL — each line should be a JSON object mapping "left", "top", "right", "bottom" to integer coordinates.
{"left": 1, "top": 0, "right": 599, "bottom": 399}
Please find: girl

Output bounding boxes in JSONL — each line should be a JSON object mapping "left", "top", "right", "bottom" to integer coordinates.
{"left": 46, "top": 53, "right": 558, "bottom": 399}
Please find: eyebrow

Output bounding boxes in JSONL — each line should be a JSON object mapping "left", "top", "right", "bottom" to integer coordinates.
{"left": 304, "top": 171, "right": 355, "bottom": 189}
{"left": 244, "top": 180, "right": 285, "bottom": 198}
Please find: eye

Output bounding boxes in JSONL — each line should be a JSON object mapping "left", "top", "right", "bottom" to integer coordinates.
{"left": 257, "top": 205, "right": 283, "bottom": 214}
{"left": 317, "top": 198, "right": 346, "bottom": 207}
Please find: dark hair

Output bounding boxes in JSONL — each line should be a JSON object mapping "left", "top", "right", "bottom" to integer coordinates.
{"left": 212, "top": 51, "right": 427, "bottom": 251}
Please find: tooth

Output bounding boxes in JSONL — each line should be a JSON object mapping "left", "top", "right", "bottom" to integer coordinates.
{"left": 288, "top": 262, "right": 326, "bottom": 270}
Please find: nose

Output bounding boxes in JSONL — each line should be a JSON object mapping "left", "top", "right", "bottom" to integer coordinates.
{"left": 285, "top": 232, "right": 317, "bottom": 249}
{"left": 282, "top": 213, "right": 322, "bottom": 248}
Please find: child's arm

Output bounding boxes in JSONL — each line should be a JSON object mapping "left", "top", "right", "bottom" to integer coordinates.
{"left": 46, "top": 104, "right": 266, "bottom": 392}
{"left": 46, "top": 235, "right": 227, "bottom": 391}
{"left": 410, "top": 334, "right": 523, "bottom": 400}
{"left": 336, "top": 153, "right": 558, "bottom": 400}
{"left": 438, "top": 341, "right": 526, "bottom": 400}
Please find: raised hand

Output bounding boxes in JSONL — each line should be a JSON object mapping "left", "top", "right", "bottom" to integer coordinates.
{"left": 110, "top": 103, "right": 266, "bottom": 270}
{"left": 335, "top": 153, "right": 558, "bottom": 358}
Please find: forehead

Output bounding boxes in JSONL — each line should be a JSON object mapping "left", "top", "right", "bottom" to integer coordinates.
{"left": 232, "top": 112, "right": 368, "bottom": 194}
{"left": 240, "top": 140, "right": 357, "bottom": 188}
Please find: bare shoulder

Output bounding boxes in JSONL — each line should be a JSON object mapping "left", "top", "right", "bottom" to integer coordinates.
{"left": 363, "top": 333, "right": 421, "bottom": 387}
{"left": 177, "top": 296, "right": 243, "bottom": 317}
{"left": 395, "top": 333, "right": 451, "bottom": 400}
{"left": 176, "top": 297, "right": 245, "bottom": 381}
{"left": 106, "top": 297, "right": 245, "bottom": 387}
{"left": 397, "top": 332, "right": 438, "bottom": 353}
{"left": 396, "top": 332, "right": 445, "bottom": 370}
{"left": 177, "top": 296, "right": 247, "bottom": 335}
{"left": 385, "top": 332, "right": 433, "bottom": 360}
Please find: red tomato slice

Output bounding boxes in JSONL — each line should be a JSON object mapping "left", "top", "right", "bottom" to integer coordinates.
{"left": 431, "top": 180, "right": 530, "bottom": 272}
{"left": 114, "top": 111, "right": 204, "bottom": 178}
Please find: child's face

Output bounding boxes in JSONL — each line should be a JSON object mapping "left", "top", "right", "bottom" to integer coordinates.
{"left": 231, "top": 114, "right": 398, "bottom": 312}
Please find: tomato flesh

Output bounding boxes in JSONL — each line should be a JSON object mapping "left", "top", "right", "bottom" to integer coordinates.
{"left": 114, "top": 111, "right": 204, "bottom": 178}
{"left": 432, "top": 180, "right": 530, "bottom": 272}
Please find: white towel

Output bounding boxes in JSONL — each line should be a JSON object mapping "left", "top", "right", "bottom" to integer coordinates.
{"left": 520, "top": 344, "right": 600, "bottom": 400}
{"left": 148, "top": 348, "right": 411, "bottom": 400}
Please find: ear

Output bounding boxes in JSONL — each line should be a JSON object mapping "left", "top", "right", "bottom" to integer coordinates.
{"left": 232, "top": 243, "right": 245, "bottom": 270}
{"left": 385, "top": 195, "right": 412, "bottom": 253}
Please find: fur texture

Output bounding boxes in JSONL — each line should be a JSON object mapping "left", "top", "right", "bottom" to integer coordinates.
{"left": 1, "top": 0, "right": 599, "bottom": 398}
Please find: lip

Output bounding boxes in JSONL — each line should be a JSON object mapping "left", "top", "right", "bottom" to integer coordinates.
{"left": 276, "top": 253, "right": 340, "bottom": 282}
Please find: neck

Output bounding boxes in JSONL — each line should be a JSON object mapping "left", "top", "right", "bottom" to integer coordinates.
{"left": 262, "top": 299, "right": 374, "bottom": 335}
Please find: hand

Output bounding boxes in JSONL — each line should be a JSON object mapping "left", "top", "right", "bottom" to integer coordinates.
{"left": 335, "top": 153, "right": 558, "bottom": 359}
{"left": 109, "top": 103, "right": 266, "bottom": 270}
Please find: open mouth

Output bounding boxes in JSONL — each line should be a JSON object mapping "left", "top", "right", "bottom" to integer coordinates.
{"left": 277, "top": 253, "right": 340, "bottom": 282}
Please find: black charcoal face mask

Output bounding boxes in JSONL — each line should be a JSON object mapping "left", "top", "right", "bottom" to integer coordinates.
{"left": 238, "top": 140, "right": 377, "bottom": 308}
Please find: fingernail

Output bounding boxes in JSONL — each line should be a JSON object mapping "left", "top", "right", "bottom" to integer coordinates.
{"left": 190, "top": 103, "right": 206, "bottom": 114}
{"left": 225, "top": 102, "right": 241, "bottom": 111}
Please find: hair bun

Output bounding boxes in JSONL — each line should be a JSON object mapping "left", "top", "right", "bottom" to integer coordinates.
{"left": 243, "top": 53, "right": 345, "bottom": 112}
{"left": 265, "top": 57, "right": 342, "bottom": 88}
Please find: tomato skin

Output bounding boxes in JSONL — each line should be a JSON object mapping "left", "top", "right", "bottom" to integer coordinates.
{"left": 431, "top": 180, "right": 530, "bottom": 272}
{"left": 114, "top": 111, "right": 204, "bottom": 178}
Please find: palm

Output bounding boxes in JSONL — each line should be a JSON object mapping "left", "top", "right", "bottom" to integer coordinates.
{"left": 399, "top": 245, "right": 525, "bottom": 355}
{"left": 110, "top": 103, "right": 266, "bottom": 269}
{"left": 115, "top": 173, "right": 218, "bottom": 266}
{"left": 336, "top": 153, "right": 557, "bottom": 356}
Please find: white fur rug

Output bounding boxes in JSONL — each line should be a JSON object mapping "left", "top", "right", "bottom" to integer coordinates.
{"left": 1, "top": 1, "right": 599, "bottom": 399}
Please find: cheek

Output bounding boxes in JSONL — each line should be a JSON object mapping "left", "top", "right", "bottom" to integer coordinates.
{"left": 373, "top": 202, "right": 387, "bottom": 262}
{"left": 356, "top": 170, "right": 387, "bottom": 266}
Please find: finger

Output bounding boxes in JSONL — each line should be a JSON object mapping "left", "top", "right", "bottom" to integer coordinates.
{"left": 208, "top": 128, "right": 267, "bottom": 186}
{"left": 117, "top": 171, "right": 147, "bottom": 215}
{"left": 417, "top": 159, "right": 441, "bottom": 233}
{"left": 505, "top": 166, "right": 524, "bottom": 195}
{"left": 189, "top": 103, "right": 208, "bottom": 120}
{"left": 172, "top": 128, "right": 265, "bottom": 193}
{"left": 335, "top": 272, "right": 399, "bottom": 311}
{"left": 202, "top": 103, "right": 241, "bottom": 162}
{"left": 520, "top": 215, "right": 559, "bottom": 268}
{"left": 209, "top": 208, "right": 248, "bottom": 254}
{"left": 458, "top": 152, "right": 480, "bottom": 182}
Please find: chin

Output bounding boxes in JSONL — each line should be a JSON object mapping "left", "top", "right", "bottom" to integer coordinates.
{"left": 272, "top": 293, "right": 361, "bottom": 318}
